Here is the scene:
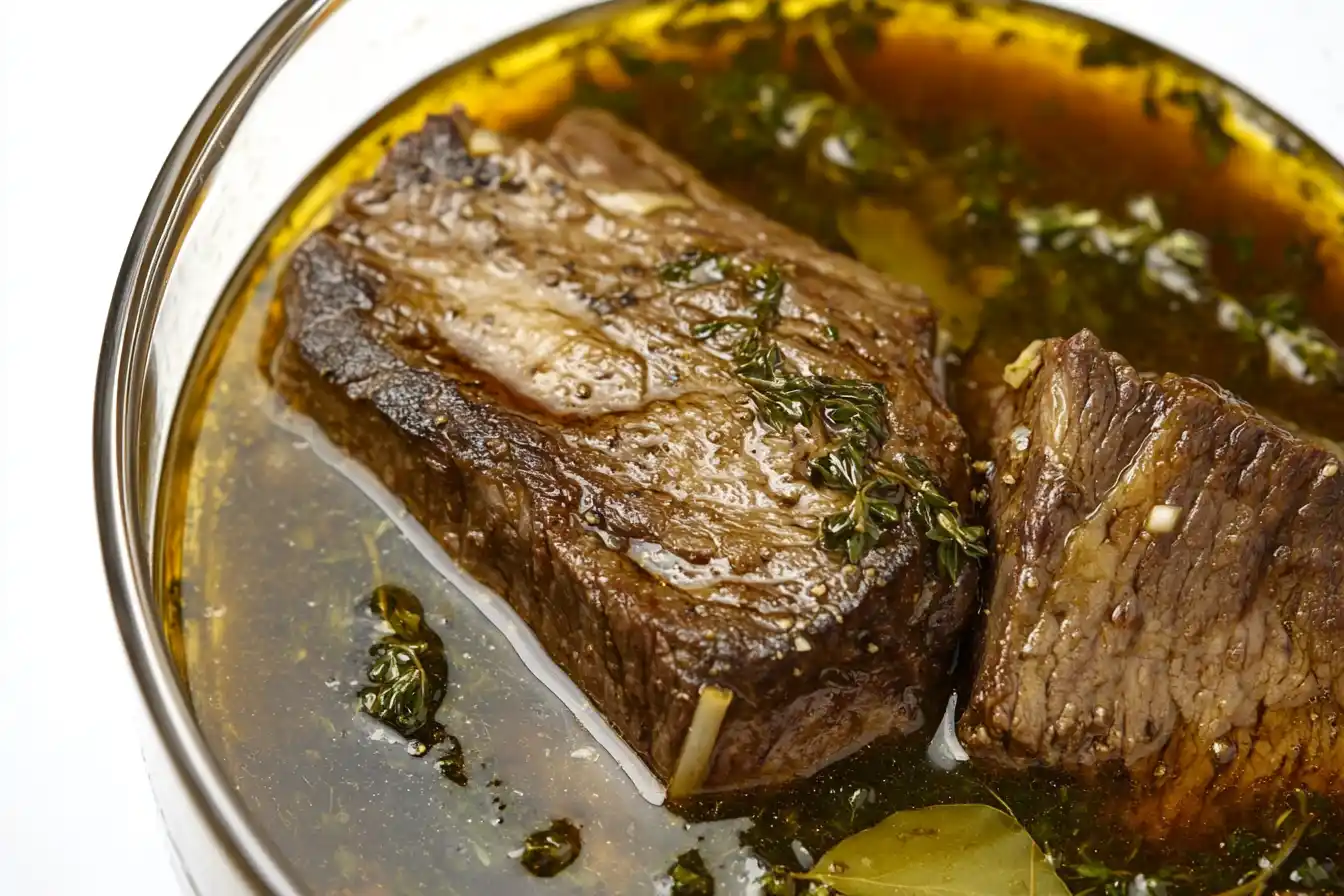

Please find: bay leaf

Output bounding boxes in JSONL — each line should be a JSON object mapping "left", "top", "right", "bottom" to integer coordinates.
{"left": 801, "top": 803, "right": 1071, "bottom": 896}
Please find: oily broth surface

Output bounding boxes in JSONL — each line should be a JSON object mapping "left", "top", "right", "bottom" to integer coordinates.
{"left": 173, "top": 276, "right": 758, "bottom": 895}
{"left": 161, "top": 2, "right": 1344, "bottom": 894}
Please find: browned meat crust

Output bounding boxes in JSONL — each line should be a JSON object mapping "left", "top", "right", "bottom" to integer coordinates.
{"left": 961, "top": 330, "right": 1344, "bottom": 827}
{"left": 272, "top": 109, "right": 977, "bottom": 793}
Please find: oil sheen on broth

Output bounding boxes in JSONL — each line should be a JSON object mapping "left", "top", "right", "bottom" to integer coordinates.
{"left": 159, "top": 1, "right": 1344, "bottom": 893}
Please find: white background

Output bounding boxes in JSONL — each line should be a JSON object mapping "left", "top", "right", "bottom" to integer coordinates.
{"left": 1, "top": 1, "right": 1342, "bottom": 894}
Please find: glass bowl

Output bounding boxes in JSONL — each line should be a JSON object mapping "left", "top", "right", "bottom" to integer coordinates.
{"left": 94, "top": 1, "right": 1344, "bottom": 893}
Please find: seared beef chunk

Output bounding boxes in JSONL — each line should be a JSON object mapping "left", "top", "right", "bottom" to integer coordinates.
{"left": 960, "top": 331, "right": 1344, "bottom": 820}
{"left": 273, "top": 109, "right": 977, "bottom": 793}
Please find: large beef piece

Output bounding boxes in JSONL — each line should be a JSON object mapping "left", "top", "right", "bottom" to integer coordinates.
{"left": 960, "top": 330, "right": 1344, "bottom": 824}
{"left": 271, "top": 108, "right": 977, "bottom": 794}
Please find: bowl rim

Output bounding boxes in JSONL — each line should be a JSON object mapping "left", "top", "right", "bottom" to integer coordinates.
{"left": 93, "top": 1, "right": 334, "bottom": 891}
{"left": 93, "top": 1, "right": 1344, "bottom": 894}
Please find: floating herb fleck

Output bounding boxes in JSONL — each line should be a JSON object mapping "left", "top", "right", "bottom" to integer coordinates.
{"left": 1014, "top": 197, "right": 1184, "bottom": 282}
{"left": 435, "top": 734, "right": 468, "bottom": 786}
{"left": 1210, "top": 798, "right": 1312, "bottom": 896}
{"left": 1078, "top": 33, "right": 1162, "bottom": 69}
{"left": 677, "top": 252, "right": 985, "bottom": 575}
{"left": 1257, "top": 292, "right": 1343, "bottom": 386}
{"left": 1011, "top": 197, "right": 1343, "bottom": 389}
{"left": 754, "top": 864, "right": 797, "bottom": 896}
{"left": 358, "top": 584, "right": 448, "bottom": 745}
{"left": 1167, "top": 86, "right": 1238, "bottom": 167}
{"left": 1291, "top": 856, "right": 1344, "bottom": 889}
{"left": 518, "top": 819, "right": 582, "bottom": 878}
{"left": 662, "top": 849, "right": 716, "bottom": 896}
{"left": 1071, "top": 864, "right": 1177, "bottom": 895}
{"left": 689, "top": 64, "right": 922, "bottom": 186}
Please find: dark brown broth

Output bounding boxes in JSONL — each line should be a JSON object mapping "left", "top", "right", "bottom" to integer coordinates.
{"left": 160, "top": 2, "right": 1344, "bottom": 893}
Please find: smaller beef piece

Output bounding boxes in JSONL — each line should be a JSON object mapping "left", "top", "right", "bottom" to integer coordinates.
{"left": 960, "top": 330, "right": 1344, "bottom": 823}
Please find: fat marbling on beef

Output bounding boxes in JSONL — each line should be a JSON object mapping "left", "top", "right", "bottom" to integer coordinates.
{"left": 960, "top": 330, "right": 1344, "bottom": 825}
{"left": 272, "top": 108, "right": 977, "bottom": 794}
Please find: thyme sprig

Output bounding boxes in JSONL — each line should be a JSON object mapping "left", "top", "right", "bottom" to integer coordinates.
{"left": 666, "top": 251, "right": 986, "bottom": 575}
{"left": 817, "top": 447, "right": 987, "bottom": 578}
{"left": 880, "top": 457, "right": 990, "bottom": 580}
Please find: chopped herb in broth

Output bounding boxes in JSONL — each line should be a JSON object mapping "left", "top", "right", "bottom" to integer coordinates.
{"left": 754, "top": 865, "right": 795, "bottom": 896}
{"left": 1165, "top": 85, "right": 1238, "bottom": 167}
{"left": 159, "top": 2, "right": 1344, "bottom": 894}
{"left": 519, "top": 820, "right": 583, "bottom": 878}
{"left": 660, "top": 850, "right": 716, "bottom": 895}
{"left": 436, "top": 734, "right": 469, "bottom": 786}
{"left": 358, "top": 584, "right": 448, "bottom": 746}
{"left": 1077, "top": 33, "right": 1164, "bottom": 70}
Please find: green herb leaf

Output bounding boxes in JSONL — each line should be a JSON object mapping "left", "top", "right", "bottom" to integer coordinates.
{"left": 687, "top": 258, "right": 814, "bottom": 433}
{"left": 519, "top": 819, "right": 582, "bottom": 878}
{"left": 1167, "top": 87, "right": 1237, "bottom": 167}
{"left": 814, "top": 378, "right": 888, "bottom": 444}
{"left": 1006, "top": 198, "right": 1343, "bottom": 396}
{"left": 821, "top": 480, "right": 900, "bottom": 564}
{"left": 747, "top": 261, "right": 786, "bottom": 321}
{"left": 1290, "top": 856, "right": 1344, "bottom": 889}
{"left": 1018, "top": 204, "right": 1103, "bottom": 245}
{"left": 1262, "top": 291, "right": 1306, "bottom": 328}
{"left": 358, "top": 585, "right": 448, "bottom": 744}
{"left": 800, "top": 804, "right": 1071, "bottom": 896}
{"left": 746, "top": 375, "right": 816, "bottom": 432}
{"left": 692, "top": 319, "right": 749, "bottom": 340}
{"left": 880, "top": 458, "right": 989, "bottom": 580}
{"left": 1261, "top": 318, "right": 1343, "bottom": 386}
{"left": 691, "top": 63, "right": 923, "bottom": 187}
{"left": 1252, "top": 293, "right": 1343, "bottom": 385}
{"left": 810, "top": 436, "right": 871, "bottom": 492}
{"left": 661, "top": 249, "right": 731, "bottom": 286}
{"left": 1142, "top": 229, "right": 1211, "bottom": 302}
{"left": 1216, "top": 295, "right": 1260, "bottom": 343}
{"left": 1078, "top": 34, "right": 1161, "bottom": 69}
{"left": 757, "top": 864, "right": 798, "bottom": 896}
{"left": 435, "top": 734, "right": 468, "bottom": 786}
{"left": 662, "top": 849, "right": 716, "bottom": 896}
{"left": 1210, "top": 800, "right": 1311, "bottom": 896}
{"left": 1011, "top": 197, "right": 1202, "bottom": 308}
